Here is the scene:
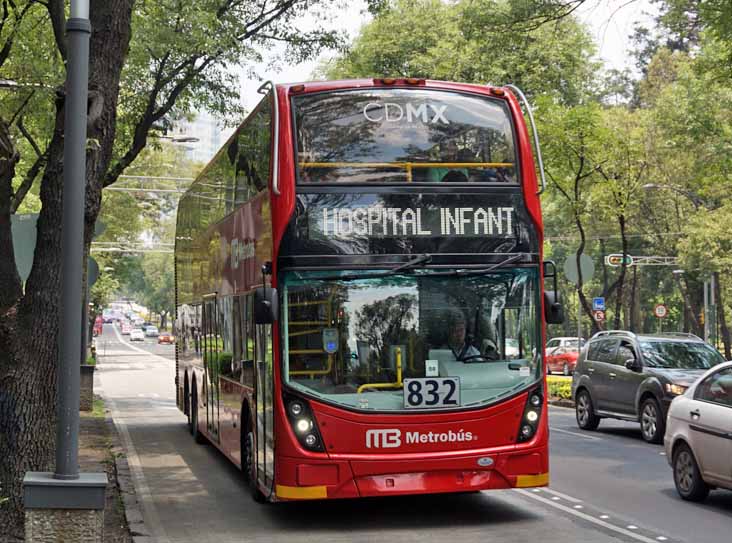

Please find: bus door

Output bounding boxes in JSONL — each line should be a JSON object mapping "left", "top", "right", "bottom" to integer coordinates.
{"left": 203, "top": 296, "right": 220, "bottom": 441}
{"left": 254, "top": 320, "right": 274, "bottom": 496}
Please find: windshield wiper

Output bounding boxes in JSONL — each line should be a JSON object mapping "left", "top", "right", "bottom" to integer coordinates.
{"left": 430, "top": 253, "right": 526, "bottom": 277}
{"left": 310, "top": 254, "right": 433, "bottom": 282}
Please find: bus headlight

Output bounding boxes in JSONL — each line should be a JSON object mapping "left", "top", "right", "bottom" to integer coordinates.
{"left": 296, "top": 418, "right": 312, "bottom": 434}
{"left": 284, "top": 393, "right": 325, "bottom": 452}
{"left": 517, "top": 387, "right": 543, "bottom": 443}
{"left": 289, "top": 401, "right": 304, "bottom": 417}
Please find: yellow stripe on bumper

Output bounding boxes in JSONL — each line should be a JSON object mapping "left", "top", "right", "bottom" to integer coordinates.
{"left": 275, "top": 484, "right": 327, "bottom": 499}
{"left": 515, "top": 472, "right": 549, "bottom": 488}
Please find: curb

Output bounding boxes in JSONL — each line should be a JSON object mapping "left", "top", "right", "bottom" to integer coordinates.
{"left": 548, "top": 398, "right": 575, "bottom": 408}
{"left": 106, "top": 415, "right": 150, "bottom": 543}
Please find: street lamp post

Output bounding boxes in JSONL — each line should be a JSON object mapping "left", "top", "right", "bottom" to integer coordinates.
{"left": 23, "top": 2, "right": 106, "bottom": 540}
{"left": 642, "top": 183, "right": 709, "bottom": 210}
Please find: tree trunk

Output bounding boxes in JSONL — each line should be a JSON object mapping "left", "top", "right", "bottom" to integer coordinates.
{"left": 0, "top": 2, "right": 133, "bottom": 535}
{"left": 613, "top": 214, "right": 628, "bottom": 330}
{"left": 714, "top": 272, "right": 731, "bottom": 359}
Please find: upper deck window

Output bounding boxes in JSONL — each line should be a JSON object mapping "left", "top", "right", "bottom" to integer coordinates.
{"left": 293, "top": 89, "right": 517, "bottom": 184}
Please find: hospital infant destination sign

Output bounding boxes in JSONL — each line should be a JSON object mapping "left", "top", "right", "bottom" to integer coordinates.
{"left": 319, "top": 205, "right": 516, "bottom": 238}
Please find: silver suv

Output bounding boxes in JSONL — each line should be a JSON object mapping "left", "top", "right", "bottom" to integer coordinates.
{"left": 572, "top": 331, "right": 725, "bottom": 443}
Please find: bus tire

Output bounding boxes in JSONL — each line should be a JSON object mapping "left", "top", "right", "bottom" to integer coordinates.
{"left": 184, "top": 375, "right": 191, "bottom": 430}
{"left": 191, "top": 388, "right": 207, "bottom": 444}
{"left": 244, "top": 419, "right": 266, "bottom": 503}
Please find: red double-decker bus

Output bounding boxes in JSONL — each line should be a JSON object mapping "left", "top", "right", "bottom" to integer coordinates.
{"left": 174, "top": 78, "right": 563, "bottom": 502}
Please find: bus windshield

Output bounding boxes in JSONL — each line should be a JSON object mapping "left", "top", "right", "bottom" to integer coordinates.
{"left": 282, "top": 268, "right": 540, "bottom": 412}
{"left": 293, "top": 88, "right": 517, "bottom": 184}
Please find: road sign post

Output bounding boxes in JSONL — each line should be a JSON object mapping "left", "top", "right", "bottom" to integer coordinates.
{"left": 564, "top": 254, "right": 595, "bottom": 347}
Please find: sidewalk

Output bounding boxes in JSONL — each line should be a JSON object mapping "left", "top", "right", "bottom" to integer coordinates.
{"left": 76, "top": 396, "right": 133, "bottom": 542}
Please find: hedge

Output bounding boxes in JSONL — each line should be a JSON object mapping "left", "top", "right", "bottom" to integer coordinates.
{"left": 547, "top": 377, "right": 572, "bottom": 400}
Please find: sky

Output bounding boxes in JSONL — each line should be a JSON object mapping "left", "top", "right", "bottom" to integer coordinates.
{"left": 239, "top": 0, "right": 657, "bottom": 109}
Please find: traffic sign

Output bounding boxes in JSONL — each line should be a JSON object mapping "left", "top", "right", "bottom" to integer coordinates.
{"left": 606, "top": 254, "right": 633, "bottom": 267}
{"left": 592, "top": 297, "right": 605, "bottom": 311}
{"left": 593, "top": 310, "right": 605, "bottom": 322}
{"left": 563, "top": 254, "right": 595, "bottom": 286}
{"left": 654, "top": 304, "right": 668, "bottom": 319}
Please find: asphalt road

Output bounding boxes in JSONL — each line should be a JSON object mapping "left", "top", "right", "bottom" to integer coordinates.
{"left": 96, "top": 324, "right": 731, "bottom": 543}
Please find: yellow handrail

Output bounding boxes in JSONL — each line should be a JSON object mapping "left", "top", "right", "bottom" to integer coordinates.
{"left": 357, "top": 347, "right": 403, "bottom": 393}
{"left": 301, "top": 161, "right": 514, "bottom": 169}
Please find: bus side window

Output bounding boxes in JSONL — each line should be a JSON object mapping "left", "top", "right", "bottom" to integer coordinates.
{"left": 241, "top": 294, "right": 255, "bottom": 388}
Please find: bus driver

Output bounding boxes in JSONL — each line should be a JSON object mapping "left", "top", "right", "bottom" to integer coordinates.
{"left": 443, "top": 310, "right": 500, "bottom": 362}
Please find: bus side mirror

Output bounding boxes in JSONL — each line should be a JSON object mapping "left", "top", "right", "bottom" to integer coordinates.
{"left": 544, "top": 290, "right": 564, "bottom": 324}
{"left": 254, "top": 287, "right": 278, "bottom": 324}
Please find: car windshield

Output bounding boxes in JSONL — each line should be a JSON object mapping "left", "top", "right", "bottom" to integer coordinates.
{"left": 294, "top": 88, "right": 517, "bottom": 184}
{"left": 282, "top": 268, "right": 540, "bottom": 412}
{"left": 639, "top": 341, "right": 724, "bottom": 370}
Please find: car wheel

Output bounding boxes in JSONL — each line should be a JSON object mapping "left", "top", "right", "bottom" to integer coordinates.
{"left": 562, "top": 363, "right": 570, "bottom": 376}
{"left": 640, "top": 397, "right": 665, "bottom": 444}
{"left": 575, "top": 389, "right": 600, "bottom": 430}
{"left": 244, "top": 424, "right": 266, "bottom": 503}
{"left": 673, "top": 442, "right": 709, "bottom": 502}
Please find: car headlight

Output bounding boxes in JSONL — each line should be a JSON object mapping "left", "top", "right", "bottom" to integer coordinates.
{"left": 665, "top": 383, "right": 688, "bottom": 396}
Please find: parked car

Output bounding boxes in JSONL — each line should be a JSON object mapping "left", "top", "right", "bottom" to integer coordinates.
{"left": 665, "top": 361, "right": 732, "bottom": 501}
{"left": 158, "top": 332, "right": 174, "bottom": 345}
{"left": 129, "top": 328, "right": 145, "bottom": 342}
{"left": 120, "top": 322, "right": 132, "bottom": 335}
{"left": 572, "top": 331, "right": 725, "bottom": 443}
{"left": 144, "top": 326, "right": 159, "bottom": 337}
{"left": 546, "top": 337, "right": 585, "bottom": 375}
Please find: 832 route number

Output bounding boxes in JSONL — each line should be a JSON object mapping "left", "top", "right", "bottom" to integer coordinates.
{"left": 403, "top": 378, "right": 460, "bottom": 409}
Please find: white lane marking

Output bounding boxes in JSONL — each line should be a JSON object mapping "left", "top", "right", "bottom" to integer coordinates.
{"left": 105, "top": 393, "right": 172, "bottom": 543}
{"left": 543, "top": 488, "right": 583, "bottom": 503}
{"left": 574, "top": 505, "right": 584, "bottom": 509}
{"left": 550, "top": 426, "right": 602, "bottom": 441}
{"left": 628, "top": 525, "right": 639, "bottom": 530}
{"left": 659, "top": 452, "right": 666, "bottom": 456}
{"left": 600, "top": 515, "right": 610, "bottom": 519}
{"left": 108, "top": 324, "right": 170, "bottom": 364}
{"left": 657, "top": 537, "right": 668, "bottom": 541}
{"left": 551, "top": 496, "right": 561, "bottom": 501}
{"left": 515, "top": 489, "right": 661, "bottom": 543}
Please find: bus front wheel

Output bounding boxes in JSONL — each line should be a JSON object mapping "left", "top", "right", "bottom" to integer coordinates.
{"left": 244, "top": 423, "right": 266, "bottom": 503}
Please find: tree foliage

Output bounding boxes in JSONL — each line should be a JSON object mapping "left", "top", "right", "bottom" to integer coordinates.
{"left": 325, "top": 0, "right": 598, "bottom": 104}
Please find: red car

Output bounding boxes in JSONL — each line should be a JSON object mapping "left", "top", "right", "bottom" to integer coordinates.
{"left": 157, "top": 332, "right": 174, "bottom": 345}
{"left": 546, "top": 337, "right": 585, "bottom": 375}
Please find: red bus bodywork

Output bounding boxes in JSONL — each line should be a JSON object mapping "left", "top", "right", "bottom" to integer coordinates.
{"left": 175, "top": 79, "right": 548, "bottom": 502}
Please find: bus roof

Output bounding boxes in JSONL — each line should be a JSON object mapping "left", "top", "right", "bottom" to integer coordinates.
{"left": 277, "top": 78, "right": 508, "bottom": 97}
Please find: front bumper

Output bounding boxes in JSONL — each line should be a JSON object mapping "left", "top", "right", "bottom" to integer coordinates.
{"left": 274, "top": 447, "right": 548, "bottom": 500}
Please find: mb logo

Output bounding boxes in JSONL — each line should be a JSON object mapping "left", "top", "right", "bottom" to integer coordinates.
{"left": 365, "top": 429, "right": 401, "bottom": 448}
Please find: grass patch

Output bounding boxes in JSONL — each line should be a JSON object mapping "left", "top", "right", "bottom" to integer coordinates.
{"left": 547, "top": 376, "right": 572, "bottom": 399}
{"left": 91, "top": 396, "right": 106, "bottom": 418}
{"left": 81, "top": 395, "right": 107, "bottom": 419}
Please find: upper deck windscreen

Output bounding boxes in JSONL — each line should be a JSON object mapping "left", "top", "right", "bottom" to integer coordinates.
{"left": 293, "top": 88, "right": 517, "bottom": 184}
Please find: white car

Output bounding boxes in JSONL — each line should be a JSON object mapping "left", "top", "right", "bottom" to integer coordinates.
{"left": 664, "top": 360, "right": 732, "bottom": 501}
{"left": 129, "top": 328, "right": 145, "bottom": 342}
{"left": 144, "top": 326, "right": 159, "bottom": 337}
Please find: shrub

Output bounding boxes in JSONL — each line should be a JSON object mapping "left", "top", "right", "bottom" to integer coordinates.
{"left": 547, "top": 379, "right": 572, "bottom": 400}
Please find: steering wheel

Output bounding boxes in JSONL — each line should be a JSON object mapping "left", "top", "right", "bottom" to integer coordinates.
{"left": 460, "top": 354, "right": 501, "bottom": 364}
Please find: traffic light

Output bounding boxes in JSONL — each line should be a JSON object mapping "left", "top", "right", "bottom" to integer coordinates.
{"left": 605, "top": 254, "right": 633, "bottom": 267}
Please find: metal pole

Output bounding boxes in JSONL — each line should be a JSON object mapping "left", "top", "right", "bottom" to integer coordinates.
{"left": 577, "top": 289, "right": 581, "bottom": 344}
{"left": 703, "top": 280, "right": 709, "bottom": 343}
{"left": 55, "top": 0, "right": 91, "bottom": 481}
